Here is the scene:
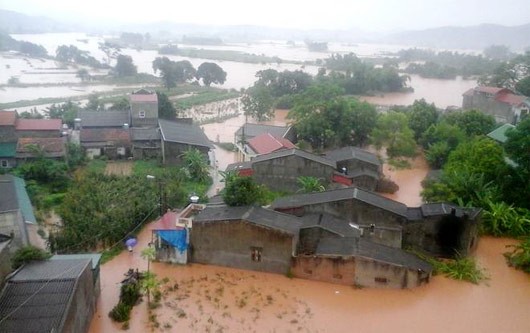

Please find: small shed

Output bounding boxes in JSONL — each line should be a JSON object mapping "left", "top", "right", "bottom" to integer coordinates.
{"left": 150, "top": 211, "right": 189, "bottom": 264}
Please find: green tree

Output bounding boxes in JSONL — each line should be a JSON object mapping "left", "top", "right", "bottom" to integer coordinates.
{"left": 443, "top": 109, "right": 496, "bottom": 137}
{"left": 19, "top": 41, "right": 47, "bottom": 57}
{"left": 223, "top": 176, "right": 264, "bottom": 206}
{"left": 11, "top": 245, "right": 51, "bottom": 269}
{"left": 407, "top": 99, "right": 439, "bottom": 140}
{"left": 156, "top": 91, "right": 177, "bottom": 120}
{"left": 99, "top": 41, "right": 121, "bottom": 66}
{"left": 479, "top": 52, "right": 530, "bottom": 90}
{"left": 108, "top": 97, "right": 130, "bottom": 111}
{"left": 152, "top": 57, "right": 196, "bottom": 89}
{"left": 420, "top": 122, "right": 466, "bottom": 168}
{"left": 180, "top": 148, "right": 210, "bottom": 182}
{"left": 196, "top": 62, "right": 227, "bottom": 86}
{"left": 114, "top": 55, "right": 137, "bottom": 77}
{"left": 371, "top": 111, "right": 417, "bottom": 158}
{"left": 85, "top": 94, "right": 105, "bottom": 111}
{"left": 241, "top": 85, "right": 274, "bottom": 121}
{"left": 483, "top": 45, "right": 513, "bottom": 61}
{"left": 505, "top": 118, "right": 530, "bottom": 173}
{"left": 515, "top": 76, "right": 530, "bottom": 96}
{"left": 76, "top": 68, "right": 90, "bottom": 82}
{"left": 297, "top": 176, "right": 325, "bottom": 193}
{"left": 349, "top": 99, "right": 378, "bottom": 147}
{"left": 44, "top": 101, "right": 80, "bottom": 128}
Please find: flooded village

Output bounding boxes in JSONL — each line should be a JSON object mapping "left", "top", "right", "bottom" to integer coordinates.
{"left": 1, "top": 3, "right": 530, "bottom": 333}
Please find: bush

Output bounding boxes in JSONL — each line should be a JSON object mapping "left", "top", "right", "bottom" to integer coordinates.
{"left": 11, "top": 246, "right": 51, "bottom": 269}
{"left": 504, "top": 237, "right": 530, "bottom": 273}
{"left": 108, "top": 302, "right": 132, "bottom": 322}
{"left": 430, "top": 257, "right": 487, "bottom": 284}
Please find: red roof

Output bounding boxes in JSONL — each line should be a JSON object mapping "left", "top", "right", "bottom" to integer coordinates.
{"left": 16, "top": 119, "right": 62, "bottom": 131}
{"left": 474, "top": 86, "right": 511, "bottom": 95}
{"left": 0, "top": 111, "right": 16, "bottom": 126}
{"left": 150, "top": 211, "right": 182, "bottom": 230}
{"left": 495, "top": 92, "right": 528, "bottom": 106}
{"left": 16, "top": 137, "right": 66, "bottom": 154}
{"left": 130, "top": 91, "right": 158, "bottom": 103}
{"left": 248, "top": 133, "right": 295, "bottom": 155}
{"left": 80, "top": 128, "right": 131, "bottom": 143}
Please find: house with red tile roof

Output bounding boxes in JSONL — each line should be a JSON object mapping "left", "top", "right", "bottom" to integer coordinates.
{"left": 16, "top": 137, "right": 67, "bottom": 161}
{"left": 246, "top": 132, "right": 295, "bottom": 157}
{"left": 462, "top": 86, "right": 530, "bottom": 124}
{"left": 15, "top": 118, "right": 62, "bottom": 138}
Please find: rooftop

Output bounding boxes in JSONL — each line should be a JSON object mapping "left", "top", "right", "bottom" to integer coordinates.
{"left": 130, "top": 89, "right": 158, "bottom": 103}
{"left": 495, "top": 92, "right": 529, "bottom": 106}
{"left": 235, "top": 123, "right": 291, "bottom": 140}
{"left": 272, "top": 187, "right": 408, "bottom": 217}
{"left": 16, "top": 137, "right": 66, "bottom": 156}
{"left": 158, "top": 119, "right": 213, "bottom": 148}
{"left": 324, "top": 146, "right": 381, "bottom": 166}
{"left": 300, "top": 213, "right": 361, "bottom": 238}
{"left": 251, "top": 148, "right": 336, "bottom": 169}
{"left": 131, "top": 127, "right": 160, "bottom": 141}
{"left": 194, "top": 205, "right": 302, "bottom": 235}
{"left": 16, "top": 119, "right": 62, "bottom": 131}
{"left": 77, "top": 110, "right": 130, "bottom": 128}
{"left": 247, "top": 132, "right": 295, "bottom": 155}
{"left": 80, "top": 128, "right": 131, "bottom": 144}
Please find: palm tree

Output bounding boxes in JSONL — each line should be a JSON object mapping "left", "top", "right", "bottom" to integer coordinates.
{"left": 180, "top": 148, "right": 210, "bottom": 182}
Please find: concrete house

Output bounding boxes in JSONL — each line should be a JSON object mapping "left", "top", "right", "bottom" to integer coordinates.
{"left": 272, "top": 187, "right": 481, "bottom": 257}
{"left": 192, "top": 205, "right": 302, "bottom": 274}
{"left": 244, "top": 132, "right": 296, "bottom": 160}
{"left": 234, "top": 123, "right": 296, "bottom": 161}
{"left": 158, "top": 118, "right": 213, "bottom": 166}
{"left": 462, "top": 86, "right": 530, "bottom": 124}
{"left": 80, "top": 128, "right": 131, "bottom": 159}
{"left": 0, "top": 258, "right": 97, "bottom": 333}
{"left": 0, "top": 175, "right": 36, "bottom": 251}
{"left": 130, "top": 89, "right": 158, "bottom": 128}
{"left": 191, "top": 203, "right": 432, "bottom": 289}
{"left": 227, "top": 148, "right": 337, "bottom": 192}
{"left": 131, "top": 127, "right": 161, "bottom": 159}
{"left": 324, "top": 146, "right": 382, "bottom": 191}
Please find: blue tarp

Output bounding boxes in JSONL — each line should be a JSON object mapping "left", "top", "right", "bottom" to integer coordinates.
{"left": 157, "top": 229, "right": 187, "bottom": 253}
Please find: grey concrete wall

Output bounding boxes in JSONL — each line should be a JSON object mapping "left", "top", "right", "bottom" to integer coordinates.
{"left": 403, "top": 214, "right": 479, "bottom": 258}
{"left": 62, "top": 262, "right": 96, "bottom": 333}
{"left": 292, "top": 256, "right": 356, "bottom": 286}
{"left": 252, "top": 155, "right": 335, "bottom": 192}
{"left": 162, "top": 141, "right": 210, "bottom": 166}
{"left": 0, "top": 127, "right": 16, "bottom": 143}
{"left": 297, "top": 228, "right": 339, "bottom": 255}
{"left": 0, "top": 211, "right": 28, "bottom": 251}
{"left": 131, "top": 102, "right": 158, "bottom": 127}
{"left": 463, "top": 93, "right": 515, "bottom": 123}
{"left": 191, "top": 220, "right": 295, "bottom": 274}
{"left": 355, "top": 257, "right": 411, "bottom": 289}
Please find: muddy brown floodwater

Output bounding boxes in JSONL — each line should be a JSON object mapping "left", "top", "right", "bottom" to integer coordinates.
{"left": 90, "top": 111, "right": 530, "bottom": 333}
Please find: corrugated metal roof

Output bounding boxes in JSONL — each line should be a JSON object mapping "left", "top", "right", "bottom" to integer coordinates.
{"left": 0, "top": 174, "right": 18, "bottom": 212}
{"left": 50, "top": 254, "right": 102, "bottom": 270}
{"left": 487, "top": 123, "right": 515, "bottom": 143}
{"left": 235, "top": 123, "right": 291, "bottom": 140}
{"left": 11, "top": 259, "right": 90, "bottom": 281}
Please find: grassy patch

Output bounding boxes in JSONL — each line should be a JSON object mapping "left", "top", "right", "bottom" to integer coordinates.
{"left": 100, "top": 246, "right": 124, "bottom": 264}
{"left": 84, "top": 159, "right": 107, "bottom": 174}
{"left": 431, "top": 257, "right": 487, "bottom": 284}
{"left": 174, "top": 48, "right": 300, "bottom": 65}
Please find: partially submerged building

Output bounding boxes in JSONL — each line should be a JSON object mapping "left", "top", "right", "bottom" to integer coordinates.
{"left": 462, "top": 86, "right": 530, "bottom": 124}
{"left": 0, "top": 258, "right": 97, "bottom": 333}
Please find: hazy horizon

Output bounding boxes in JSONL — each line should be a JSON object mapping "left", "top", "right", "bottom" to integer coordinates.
{"left": 1, "top": 0, "right": 530, "bottom": 33}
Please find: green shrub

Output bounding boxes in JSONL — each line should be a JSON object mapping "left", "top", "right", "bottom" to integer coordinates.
{"left": 504, "top": 237, "right": 530, "bottom": 273}
{"left": 11, "top": 246, "right": 51, "bottom": 269}
{"left": 109, "top": 302, "right": 132, "bottom": 322}
{"left": 431, "top": 257, "right": 487, "bottom": 284}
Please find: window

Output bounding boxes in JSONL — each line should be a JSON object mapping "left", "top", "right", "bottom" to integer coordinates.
{"left": 139, "top": 111, "right": 146, "bottom": 118}
{"left": 374, "top": 277, "right": 388, "bottom": 284}
{"left": 250, "top": 246, "right": 262, "bottom": 262}
{"left": 1, "top": 160, "right": 8, "bottom": 168}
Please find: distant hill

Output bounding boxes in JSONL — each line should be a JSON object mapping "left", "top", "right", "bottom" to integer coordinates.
{"left": 380, "top": 24, "right": 530, "bottom": 51}
{"left": 0, "top": 9, "right": 80, "bottom": 33}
